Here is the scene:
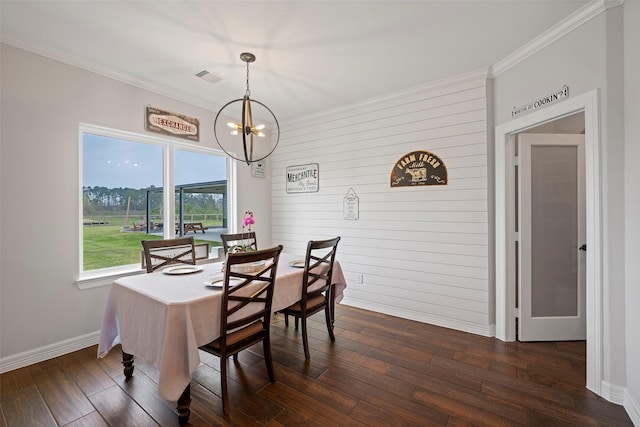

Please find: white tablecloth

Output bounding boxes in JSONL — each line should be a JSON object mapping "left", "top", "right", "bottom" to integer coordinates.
{"left": 97, "top": 253, "right": 346, "bottom": 401}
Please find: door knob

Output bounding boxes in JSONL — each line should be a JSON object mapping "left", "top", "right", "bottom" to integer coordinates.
{"left": 579, "top": 244, "right": 587, "bottom": 251}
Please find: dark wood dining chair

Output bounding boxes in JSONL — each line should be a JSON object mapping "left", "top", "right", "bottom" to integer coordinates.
{"left": 220, "top": 231, "right": 257, "bottom": 254}
{"left": 279, "top": 236, "right": 341, "bottom": 360}
{"left": 198, "top": 245, "right": 283, "bottom": 417}
{"left": 141, "top": 236, "right": 196, "bottom": 273}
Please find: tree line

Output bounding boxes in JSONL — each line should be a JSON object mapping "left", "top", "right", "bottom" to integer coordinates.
{"left": 83, "top": 186, "right": 223, "bottom": 215}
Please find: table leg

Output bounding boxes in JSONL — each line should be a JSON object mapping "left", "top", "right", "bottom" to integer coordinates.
{"left": 122, "top": 351, "right": 135, "bottom": 379}
{"left": 177, "top": 384, "right": 191, "bottom": 426}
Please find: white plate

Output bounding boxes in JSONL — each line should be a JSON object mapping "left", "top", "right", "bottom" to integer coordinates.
{"left": 204, "top": 278, "right": 244, "bottom": 289}
{"left": 162, "top": 265, "right": 203, "bottom": 275}
{"left": 288, "top": 260, "right": 306, "bottom": 268}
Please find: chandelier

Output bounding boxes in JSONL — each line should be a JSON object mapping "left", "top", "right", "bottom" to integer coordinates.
{"left": 214, "top": 52, "right": 280, "bottom": 165}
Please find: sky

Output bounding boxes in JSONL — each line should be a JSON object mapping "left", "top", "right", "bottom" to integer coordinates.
{"left": 83, "top": 133, "right": 227, "bottom": 189}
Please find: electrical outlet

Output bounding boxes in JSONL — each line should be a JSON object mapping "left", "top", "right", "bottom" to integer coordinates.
{"left": 356, "top": 273, "right": 363, "bottom": 284}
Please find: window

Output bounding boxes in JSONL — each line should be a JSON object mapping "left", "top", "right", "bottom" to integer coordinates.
{"left": 80, "top": 124, "right": 230, "bottom": 277}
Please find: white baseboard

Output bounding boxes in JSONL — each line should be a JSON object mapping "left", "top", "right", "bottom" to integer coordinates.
{"left": 625, "top": 388, "right": 640, "bottom": 426}
{"left": 601, "top": 380, "right": 627, "bottom": 405}
{"left": 0, "top": 331, "right": 100, "bottom": 374}
{"left": 340, "top": 297, "right": 493, "bottom": 337}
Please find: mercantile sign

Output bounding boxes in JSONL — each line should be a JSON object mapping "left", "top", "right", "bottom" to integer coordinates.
{"left": 286, "top": 163, "right": 319, "bottom": 193}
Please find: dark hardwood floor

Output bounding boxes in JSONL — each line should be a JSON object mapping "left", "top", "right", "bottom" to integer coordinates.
{"left": 1, "top": 305, "right": 633, "bottom": 426}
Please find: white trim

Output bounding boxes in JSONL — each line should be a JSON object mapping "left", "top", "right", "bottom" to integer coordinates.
{"left": 78, "top": 123, "right": 231, "bottom": 283}
{"left": 76, "top": 266, "right": 143, "bottom": 289}
{"left": 226, "top": 156, "right": 238, "bottom": 233}
{"left": 2, "top": 1, "right": 621, "bottom": 122}
{"left": 341, "top": 298, "right": 493, "bottom": 337}
{"left": 491, "top": 0, "right": 623, "bottom": 77}
{"left": 625, "top": 388, "right": 640, "bottom": 427}
{"left": 283, "top": 67, "right": 491, "bottom": 127}
{"left": 0, "top": 332, "right": 100, "bottom": 374}
{"left": 494, "top": 90, "right": 603, "bottom": 395}
{"left": 1, "top": 35, "right": 221, "bottom": 114}
{"left": 600, "top": 381, "right": 627, "bottom": 405}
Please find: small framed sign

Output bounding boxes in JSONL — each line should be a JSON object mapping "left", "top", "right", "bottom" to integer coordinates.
{"left": 145, "top": 105, "right": 199, "bottom": 142}
{"left": 251, "top": 161, "right": 266, "bottom": 178}
{"left": 286, "top": 163, "right": 319, "bottom": 193}
{"left": 343, "top": 188, "right": 359, "bottom": 220}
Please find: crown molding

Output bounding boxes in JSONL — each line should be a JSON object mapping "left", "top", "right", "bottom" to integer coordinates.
{"left": 283, "top": 66, "right": 491, "bottom": 127}
{"left": 0, "top": 35, "right": 220, "bottom": 113}
{"left": 491, "top": 0, "right": 624, "bottom": 78}
{"left": 2, "top": 0, "right": 623, "bottom": 121}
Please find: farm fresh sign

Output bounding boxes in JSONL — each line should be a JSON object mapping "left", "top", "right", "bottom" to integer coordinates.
{"left": 286, "top": 163, "right": 319, "bottom": 193}
{"left": 390, "top": 150, "right": 447, "bottom": 188}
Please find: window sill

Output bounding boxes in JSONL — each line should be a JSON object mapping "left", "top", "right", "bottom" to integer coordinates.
{"left": 76, "top": 266, "right": 144, "bottom": 290}
{"left": 76, "top": 255, "right": 222, "bottom": 290}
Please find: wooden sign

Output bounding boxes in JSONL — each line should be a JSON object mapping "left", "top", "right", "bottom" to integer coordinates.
{"left": 390, "top": 150, "right": 447, "bottom": 187}
{"left": 145, "top": 106, "right": 199, "bottom": 141}
{"left": 286, "top": 163, "right": 319, "bottom": 193}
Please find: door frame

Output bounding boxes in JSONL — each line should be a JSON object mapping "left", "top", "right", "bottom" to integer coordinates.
{"left": 494, "top": 89, "right": 602, "bottom": 394}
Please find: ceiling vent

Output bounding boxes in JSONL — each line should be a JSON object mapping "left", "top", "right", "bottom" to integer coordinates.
{"left": 195, "top": 69, "right": 223, "bottom": 84}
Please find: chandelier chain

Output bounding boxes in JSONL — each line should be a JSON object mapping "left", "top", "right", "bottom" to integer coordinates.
{"left": 245, "top": 61, "right": 251, "bottom": 97}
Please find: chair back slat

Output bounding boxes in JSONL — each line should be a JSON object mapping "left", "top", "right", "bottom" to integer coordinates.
{"left": 141, "top": 236, "right": 196, "bottom": 273}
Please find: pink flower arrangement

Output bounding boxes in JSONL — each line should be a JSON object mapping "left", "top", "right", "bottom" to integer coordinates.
{"left": 243, "top": 211, "right": 255, "bottom": 229}
{"left": 230, "top": 210, "right": 256, "bottom": 253}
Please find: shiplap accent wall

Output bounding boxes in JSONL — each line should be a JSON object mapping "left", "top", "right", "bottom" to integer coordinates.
{"left": 271, "top": 70, "right": 491, "bottom": 336}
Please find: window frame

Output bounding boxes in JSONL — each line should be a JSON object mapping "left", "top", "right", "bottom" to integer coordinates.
{"left": 76, "top": 123, "right": 236, "bottom": 289}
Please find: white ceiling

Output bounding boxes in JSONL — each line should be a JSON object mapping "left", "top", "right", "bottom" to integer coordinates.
{"left": 1, "top": 0, "right": 590, "bottom": 122}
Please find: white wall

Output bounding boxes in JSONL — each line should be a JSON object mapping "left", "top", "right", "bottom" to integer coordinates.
{"left": 493, "top": 3, "right": 628, "bottom": 398}
{"left": 0, "top": 44, "right": 271, "bottom": 364}
{"left": 623, "top": 0, "right": 640, "bottom": 424}
{"left": 271, "top": 71, "right": 492, "bottom": 336}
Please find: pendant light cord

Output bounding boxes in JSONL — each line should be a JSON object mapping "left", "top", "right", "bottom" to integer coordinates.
{"left": 245, "top": 61, "right": 251, "bottom": 98}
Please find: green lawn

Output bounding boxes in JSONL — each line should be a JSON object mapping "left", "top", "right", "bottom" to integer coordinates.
{"left": 83, "top": 224, "right": 219, "bottom": 270}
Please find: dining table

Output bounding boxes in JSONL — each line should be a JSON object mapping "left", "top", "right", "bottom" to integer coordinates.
{"left": 97, "top": 252, "right": 347, "bottom": 425}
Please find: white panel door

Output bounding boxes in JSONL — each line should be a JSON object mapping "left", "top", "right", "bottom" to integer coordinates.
{"left": 518, "top": 134, "right": 585, "bottom": 341}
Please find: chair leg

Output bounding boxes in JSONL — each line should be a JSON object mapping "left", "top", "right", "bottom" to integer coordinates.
{"left": 330, "top": 284, "right": 336, "bottom": 324}
{"left": 295, "top": 316, "right": 299, "bottom": 330}
{"left": 263, "top": 337, "right": 275, "bottom": 382}
{"left": 325, "top": 305, "right": 335, "bottom": 342}
{"left": 301, "top": 317, "right": 310, "bottom": 360}
{"left": 221, "top": 358, "right": 229, "bottom": 417}
{"left": 284, "top": 313, "right": 289, "bottom": 327}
